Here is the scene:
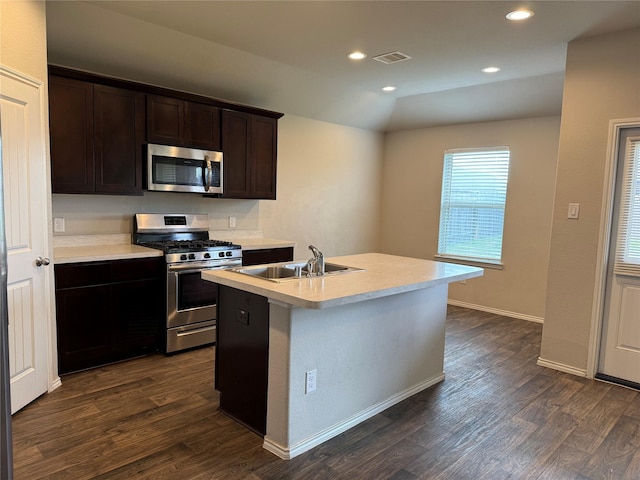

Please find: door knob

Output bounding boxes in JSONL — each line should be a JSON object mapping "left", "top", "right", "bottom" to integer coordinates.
{"left": 35, "top": 256, "right": 50, "bottom": 267}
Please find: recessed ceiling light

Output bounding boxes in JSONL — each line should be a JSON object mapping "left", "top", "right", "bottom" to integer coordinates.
{"left": 506, "top": 9, "right": 534, "bottom": 21}
{"left": 382, "top": 86, "right": 396, "bottom": 92}
{"left": 482, "top": 66, "right": 501, "bottom": 73}
{"left": 347, "top": 51, "right": 367, "bottom": 60}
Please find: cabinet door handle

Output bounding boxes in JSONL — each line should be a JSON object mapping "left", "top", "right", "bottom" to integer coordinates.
{"left": 35, "top": 256, "right": 50, "bottom": 267}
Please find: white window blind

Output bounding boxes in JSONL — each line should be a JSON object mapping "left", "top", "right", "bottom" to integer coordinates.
{"left": 437, "top": 147, "right": 510, "bottom": 264}
{"left": 614, "top": 136, "right": 640, "bottom": 277}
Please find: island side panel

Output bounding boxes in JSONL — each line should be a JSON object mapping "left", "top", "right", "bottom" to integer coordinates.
{"left": 216, "top": 285, "right": 270, "bottom": 435}
{"left": 264, "top": 283, "right": 448, "bottom": 459}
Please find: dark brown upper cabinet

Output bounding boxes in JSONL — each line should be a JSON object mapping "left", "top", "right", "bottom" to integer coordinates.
{"left": 48, "top": 66, "right": 282, "bottom": 198}
{"left": 48, "top": 75, "right": 94, "bottom": 193}
{"left": 94, "top": 85, "right": 145, "bottom": 195}
{"left": 221, "top": 110, "right": 277, "bottom": 200}
{"left": 147, "top": 95, "right": 221, "bottom": 151}
{"left": 49, "top": 75, "right": 144, "bottom": 195}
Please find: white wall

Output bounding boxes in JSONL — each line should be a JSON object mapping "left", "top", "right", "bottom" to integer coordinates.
{"left": 540, "top": 28, "right": 640, "bottom": 372}
{"left": 0, "top": 1, "right": 47, "bottom": 80}
{"left": 52, "top": 193, "right": 262, "bottom": 235}
{"left": 381, "top": 116, "right": 561, "bottom": 321}
{"left": 266, "top": 283, "right": 448, "bottom": 457}
{"left": 260, "top": 115, "right": 383, "bottom": 259}
{"left": 52, "top": 114, "right": 384, "bottom": 259}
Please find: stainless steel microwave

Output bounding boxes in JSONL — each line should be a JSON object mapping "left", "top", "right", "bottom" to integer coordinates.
{"left": 147, "top": 143, "right": 223, "bottom": 195}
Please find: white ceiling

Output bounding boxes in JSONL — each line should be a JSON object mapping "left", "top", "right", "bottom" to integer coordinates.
{"left": 45, "top": 1, "right": 640, "bottom": 132}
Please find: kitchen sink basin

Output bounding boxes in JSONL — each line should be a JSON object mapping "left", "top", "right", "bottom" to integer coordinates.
{"left": 233, "top": 262, "right": 363, "bottom": 282}
{"left": 293, "top": 262, "right": 350, "bottom": 273}
{"left": 236, "top": 265, "right": 299, "bottom": 280}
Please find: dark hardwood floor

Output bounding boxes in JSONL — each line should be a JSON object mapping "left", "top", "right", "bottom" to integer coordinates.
{"left": 12, "top": 306, "right": 640, "bottom": 479}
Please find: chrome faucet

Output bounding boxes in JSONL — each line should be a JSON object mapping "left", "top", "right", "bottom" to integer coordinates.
{"left": 308, "top": 245, "right": 325, "bottom": 276}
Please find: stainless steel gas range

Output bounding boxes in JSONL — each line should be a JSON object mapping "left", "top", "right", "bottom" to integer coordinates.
{"left": 133, "top": 213, "right": 242, "bottom": 353}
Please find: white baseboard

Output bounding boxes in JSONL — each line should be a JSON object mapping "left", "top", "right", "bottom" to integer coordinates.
{"left": 263, "top": 372, "right": 446, "bottom": 460}
{"left": 49, "top": 376, "right": 62, "bottom": 392}
{"left": 447, "top": 299, "right": 544, "bottom": 324}
{"left": 537, "top": 357, "right": 587, "bottom": 377}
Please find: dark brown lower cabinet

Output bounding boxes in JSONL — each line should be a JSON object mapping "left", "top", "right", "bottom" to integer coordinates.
{"left": 55, "top": 257, "right": 164, "bottom": 374}
{"left": 216, "top": 285, "right": 269, "bottom": 436}
{"left": 241, "top": 247, "right": 293, "bottom": 266}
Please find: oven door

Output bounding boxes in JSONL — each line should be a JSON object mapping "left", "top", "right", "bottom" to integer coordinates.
{"left": 167, "top": 261, "right": 230, "bottom": 329}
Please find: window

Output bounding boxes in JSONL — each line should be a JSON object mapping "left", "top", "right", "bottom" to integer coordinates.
{"left": 614, "top": 135, "right": 640, "bottom": 276}
{"left": 437, "top": 146, "right": 510, "bottom": 266}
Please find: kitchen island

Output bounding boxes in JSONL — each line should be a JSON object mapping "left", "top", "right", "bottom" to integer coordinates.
{"left": 202, "top": 252, "right": 483, "bottom": 459}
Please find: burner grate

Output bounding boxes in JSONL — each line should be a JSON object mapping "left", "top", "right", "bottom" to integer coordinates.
{"left": 141, "top": 239, "right": 240, "bottom": 254}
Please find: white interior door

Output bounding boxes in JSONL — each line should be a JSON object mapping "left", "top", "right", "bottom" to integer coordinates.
{"left": 0, "top": 67, "right": 51, "bottom": 413}
{"left": 599, "top": 127, "right": 640, "bottom": 385}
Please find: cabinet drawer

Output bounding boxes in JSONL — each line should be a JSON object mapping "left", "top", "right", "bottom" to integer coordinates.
{"left": 55, "top": 262, "right": 111, "bottom": 289}
{"left": 55, "top": 258, "right": 164, "bottom": 288}
{"left": 111, "top": 257, "right": 164, "bottom": 282}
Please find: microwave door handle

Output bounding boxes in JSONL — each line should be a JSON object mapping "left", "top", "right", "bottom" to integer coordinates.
{"left": 205, "top": 156, "right": 212, "bottom": 192}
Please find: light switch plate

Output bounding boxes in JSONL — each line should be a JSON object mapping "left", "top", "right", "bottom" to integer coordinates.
{"left": 568, "top": 203, "right": 580, "bottom": 219}
{"left": 305, "top": 369, "right": 317, "bottom": 394}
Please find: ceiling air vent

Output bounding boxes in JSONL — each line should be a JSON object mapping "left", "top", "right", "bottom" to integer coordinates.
{"left": 372, "top": 51, "right": 412, "bottom": 65}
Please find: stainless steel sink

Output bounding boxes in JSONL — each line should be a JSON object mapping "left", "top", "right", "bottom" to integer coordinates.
{"left": 235, "top": 265, "right": 299, "bottom": 280}
{"left": 298, "top": 262, "right": 350, "bottom": 273}
{"left": 232, "top": 262, "right": 363, "bottom": 282}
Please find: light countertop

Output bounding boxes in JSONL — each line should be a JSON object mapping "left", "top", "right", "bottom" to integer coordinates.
{"left": 53, "top": 236, "right": 296, "bottom": 264}
{"left": 202, "top": 252, "right": 483, "bottom": 309}
{"left": 237, "top": 238, "right": 295, "bottom": 250}
{"left": 53, "top": 244, "right": 164, "bottom": 264}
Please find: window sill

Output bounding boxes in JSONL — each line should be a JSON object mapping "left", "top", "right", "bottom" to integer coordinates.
{"left": 434, "top": 255, "right": 503, "bottom": 270}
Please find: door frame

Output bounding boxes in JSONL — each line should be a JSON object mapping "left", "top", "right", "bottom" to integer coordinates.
{"left": 587, "top": 117, "right": 640, "bottom": 379}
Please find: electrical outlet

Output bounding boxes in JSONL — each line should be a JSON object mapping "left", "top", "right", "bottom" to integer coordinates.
{"left": 229, "top": 216, "right": 236, "bottom": 228}
{"left": 53, "top": 217, "right": 65, "bottom": 233}
{"left": 459, "top": 279, "right": 467, "bottom": 285}
{"left": 305, "top": 369, "right": 317, "bottom": 394}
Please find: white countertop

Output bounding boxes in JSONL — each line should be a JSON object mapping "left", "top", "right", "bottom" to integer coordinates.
{"left": 202, "top": 252, "right": 483, "bottom": 309}
{"left": 53, "top": 236, "right": 295, "bottom": 264}
{"left": 53, "top": 244, "right": 163, "bottom": 264}
{"left": 238, "top": 238, "right": 296, "bottom": 250}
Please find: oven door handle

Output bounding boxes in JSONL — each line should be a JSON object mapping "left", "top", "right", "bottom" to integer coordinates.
{"left": 168, "top": 260, "right": 240, "bottom": 273}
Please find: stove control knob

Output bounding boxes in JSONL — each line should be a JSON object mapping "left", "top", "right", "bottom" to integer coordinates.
{"left": 218, "top": 252, "right": 225, "bottom": 258}
{"left": 226, "top": 251, "right": 232, "bottom": 257}
{"left": 204, "top": 253, "right": 211, "bottom": 259}
{"left": 180, "top": 254, "right": 188, "bottom": 261}
{"left": 188, "top": 253, "right": 196, "bottom": 260}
